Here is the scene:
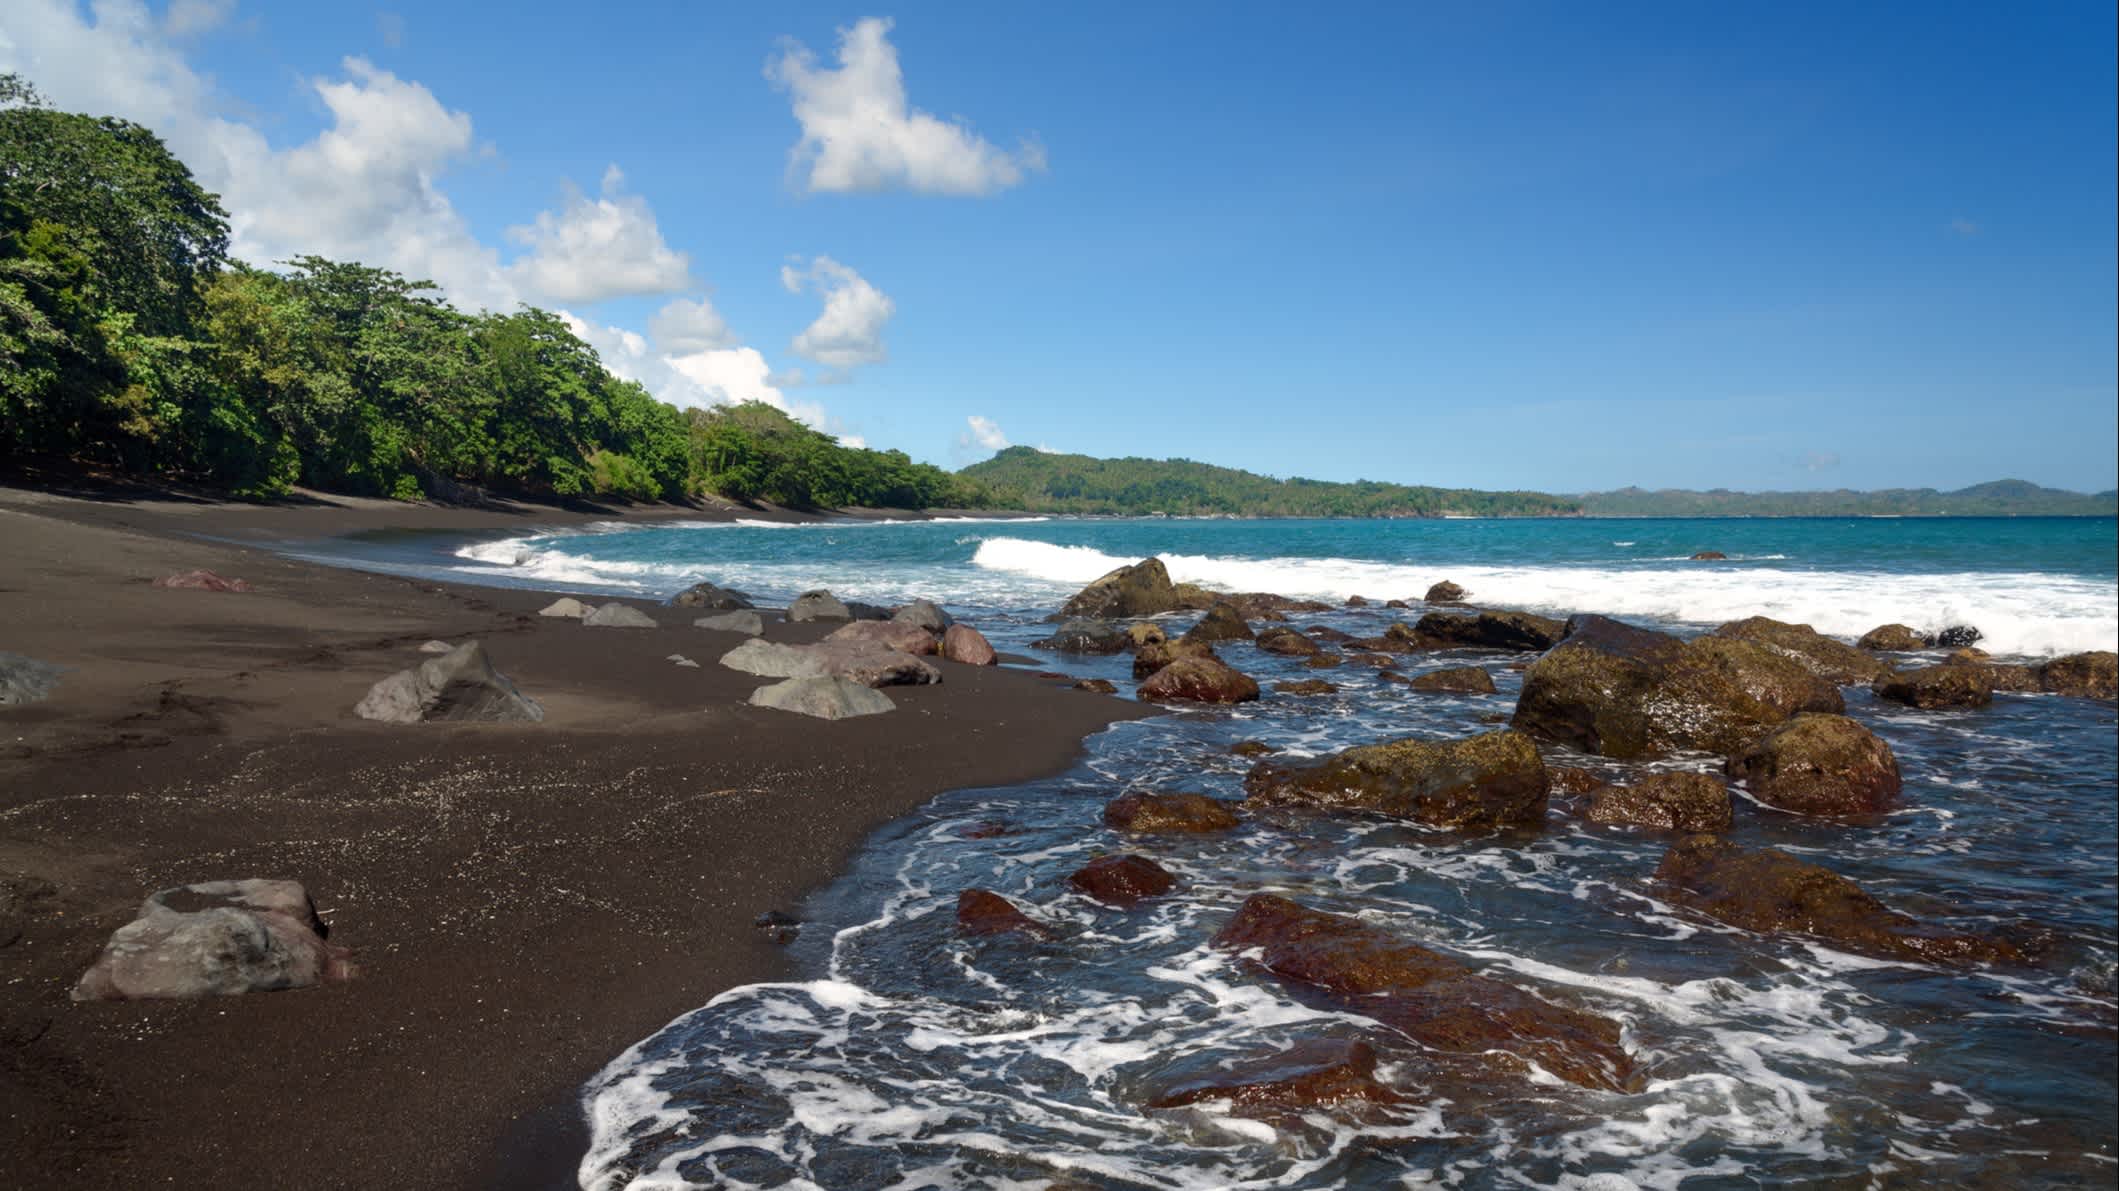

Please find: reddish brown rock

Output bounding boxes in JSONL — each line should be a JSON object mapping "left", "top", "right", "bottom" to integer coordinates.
{"left": 1067, "top": 855, "right": 1177, "bottom": 905}
{"left": 1183, "top": 603, "right": 1255, "bottom": 644}
{"left": 1548, "top": 766, "right": 1605, "bottom": 796}
{"left": 1344, "top": 595, "right": 1369, "bottom": 608}
{"left": 1147, "top": 1039, "right": 1402, "bottom": 1113}
{"left": 1212, "top": 895, "right": 1638, "bottom": 1092}
{"left": 1255, "top": 625, "right": 1324, "bottom": 657}
{"left": 1245, "top": 729, "right": 1548, "bottom": 831}
{"left": 1690, "top": 550, "right": 1728, "bottom": 561}
{"left": 940, "top": 624, "right": 998, "bottom": 665}
{"left": 1725, "top": 714, "right": 1902, "bottom": 816}
{"left": 1406, "top": 666, "right": 1497, "bottom": 694}
{"left": 1137, "top": 656, "right": 1261, "bottom": 704}
{"left": 1858, "top": 623, "right": 1927, "bottom": 651}
{"left": 1872, "top": 664, "right": 1993, "bottom": 710}
{"left": 1655, "top": 836, "right": 2023, "bottom": 965}
{"left": 1302, "top": 653, "right": 1345, "bottom": 670}
{"left": 1060, "top": 558, "right": 1184, "bottom": 619}
{"left": 1132, "top": 637, "right": 1217, "bottom": 679}
{"left": 1585, "top": 773, "right": 1733, "bottom": 833}
{"left": 1229, "top": 740, "right": 1276, "bottom": 758}
{"left": 1425, "top": 580, "right": 1468, "bottom": 603}
{"left": 1411, "top": 611, "right": 1566, "bottom": 652}
{"left": 1710, "top": 617, "right": 1892, "bottom": 684}
{"left": 2040, "top": 651, "right": 2117, "bottom": 700}
{"left": 1073, "top": 678, "right": 1118, "bottom": 694}
{"left": 956, "top": 889, "right": 1053, "bottom": 939}
{"left": 824, "top": 619, "right": 939, "bottom": 655}
{"left": 1273, "top": 679, "right": 1339, "bottom": 696}
{"left": 1306, "top": 625, "right": 1358, "bottom": 645}
{"left": 1104, "top": 791, "right": 1243, "bottom": 832}
{"left": 1125, "top": 621, "right": 1167, "bottom": 649}
{"left": 153, "top": 569, "right": 252, "bottom": 593}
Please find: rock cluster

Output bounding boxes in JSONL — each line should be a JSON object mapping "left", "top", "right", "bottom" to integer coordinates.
{"left": 1244, "top": 729, "right": 1548, "bottom": 831}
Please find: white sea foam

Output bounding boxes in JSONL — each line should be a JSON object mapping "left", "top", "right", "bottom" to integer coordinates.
{"left": 968, "top": 538, "right": 2117, "bottom": 656}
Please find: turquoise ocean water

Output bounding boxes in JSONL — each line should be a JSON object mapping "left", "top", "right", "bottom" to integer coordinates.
{"left": 294, "top": 516, "right": 2118, "bottom": 1188}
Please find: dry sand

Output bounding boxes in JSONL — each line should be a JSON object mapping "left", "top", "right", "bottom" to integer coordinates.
{"left": 0, "top": 483, "right": 1152, "bottom": 1190}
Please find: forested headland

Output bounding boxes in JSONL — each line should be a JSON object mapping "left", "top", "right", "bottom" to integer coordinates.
{"left": 0, "top": 75, "right": 992, "bottom": 510}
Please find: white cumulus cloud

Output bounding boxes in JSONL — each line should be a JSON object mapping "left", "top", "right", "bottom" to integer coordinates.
{"left": 960, "top": 415, "right": 1010, "bottom": 451}
{"left": 505, "top": 165, "right": 692, "bottom": 305}
{"left": 647, "top": 296, "right": 738, "bottom": 354}
{"left": 766, "top": 16, "right": 1044, "bottom": 196}
{"left": 782, "top": 255, "right": 894, "bottom": 371}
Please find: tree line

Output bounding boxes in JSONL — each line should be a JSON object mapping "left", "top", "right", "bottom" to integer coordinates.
{"left": 0, "top": 74, "right": 993, "bottom": 510}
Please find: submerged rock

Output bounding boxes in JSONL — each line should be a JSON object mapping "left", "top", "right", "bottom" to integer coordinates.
{"left": 1244, "top": 729, "right": 1547, "bottom": 831}
{"left": 1858, "top": 623, "right": 1926, "bottom": 651}
{"left": 1273, "top": 679, "right": 1339, "bottom": 696}
{"left": 72, "top": 879, "right": 353, "bottom": 1001}
{"left": 1424, "top": 580, "right": 1468, "bottom": 604}
{"left": 0, "top": 653, "right": 63, "bottom": 706}
{"left": 1412, "top": 610, "right": 1566, "bottom": 652}
{"left": 693, "top": 610, "right": 765, "bottom": 636}
{"left": 1073, "top": 678, "right": 1119, "bottom": 694}
{"left": 1710, "top": 617, "right": 1891, "bottom": 684}
{"left": 1511, "top": 615, "right": 1842, "bottom": 759}
{"left": 1585, "top": 773, "right": 1732, "bottom": 833}
{"left": 747, "top": 676, "right": 896, "bottom": 719}
{"left": 1725, "top": 713, "right": 1902, "bottom": 816}
{"left": 538, "top": 597, "right": 592, "bottom": 619}
{"left": 671, "top": 581, "right": 753, "bottom": 610}
{"left": 1067, "top": 855, "right": 1177, "bottom": 905}
{"left": 584, "top": 603, "right": 658, "bottom": 629}
{"left": 890, "top": 599, "right": 953, "bottom": 632}
{"left": 1211, "top": 894, "right": 1638, "bottom": 1092}
{"left": 153, "top": 569, "right": 251, "bottom": 592}
{"left": 1182, "top": 602, "right": 1255, "bottom": 644}
{"left": 1104, "top": 791, "right": 1242, "bottom": 833}
{"left": 956, "top": 889, "right": 1053, "bottom": 939}
{"left": 824, "top": 620, "right": 939, "bottom": 656}
{"left": 1254, "top": 625, "right": 1324, "bottom": 657}
{"left": 785, "top": 589, "right": 852, "bottom": 623}
{"left": 1655, "top": 836, "right": 2024, "bottom": 965}
{"left": 1035, "top": 618, "right": 1131, "bottom": 655}
{"left": 1137, "top": 656, "right": 1261, "bottom": 704}
{"left": 1060, "top": 558, "right": 1184, "bottom": 620}
{"left": 1146, "top": 1038, "right": 1402, "bottom": 1114}
{"left": 1229, "top": 741, "right": 1277, "bottom": 758}
{"left": 1690, "top": 551, "right": 1728, "bottom": 561}
{"left": 718, "top": 639, "right": 942, "bottom": 687}
{"left": 2040, "top": 651, "right": 2117, "bottom": 700}
{"left": 1872, "top": 664, "right": 1993, "bottom": 710}
{"left": 354, "top": 642, "right": 544, "bottom": 724}
{"left": 1405, "top": 666, "right": 1496, "bottom": 694}
{"left": 940, "top": 624, "right": 998, "bottom": 665}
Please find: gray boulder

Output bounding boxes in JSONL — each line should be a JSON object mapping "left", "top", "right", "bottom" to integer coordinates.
{"left": 693, "top": 610, "right": 764, "bottom": 636}
{"left": 670, "top": 580, "right": 753, "bottom": 610}
{"left": 718, "top": 639, "right": 942, "bottom": 687}
{"left": 786, "top": 589, "right": 852, "bottom": 622}
{"left": 353, "top": 641, "right": 544, "bottom": 724}
{"left": 417, "top": 640, "right": 455, "bottom": 654}
{"left": 538, "top": 597, "right": 592, "bottom": 619}
{"left": 1033, "top": 618, "right": 1131, "bottom": 654}
{"left": 824, "top": 620, "right": 940, "bottom": 655}
{"left": 584, "top": 603, "right": 658, "bottom": 629}
{"left": 891, "top": 599, "right": 954, "bottom": 632}
{"left": 747, "top": 676, "right": 897, "bottom": 719}
{"left": 72, "top": 879, "right": 353, "bottom": 1001}
{"left": 0, "top": 652, "right": 64, "bottom": 706}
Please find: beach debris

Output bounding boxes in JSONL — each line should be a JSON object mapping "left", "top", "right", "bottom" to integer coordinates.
{"left": 1872, "top": 663, "right": 1994, "bottom": 710}
{"left": 1067, "top": 854, "right": 1176, "bottom": 906}
{"left": 1405, "top": 665, "right": 1497, "bottom": 694}
{"left": 719, "top": 639, "right": 941, "bottom": 687}
{"left": 753, "top": 911, "right": 801, "bottom": 944}
{"left": 584, "top": 603, "right": 657, "bottom": 629}
{"left": 1586, "top": 772, "right": 1733, "bottom": 833}
{"left": 1254, "top": 625, "right": 1323, "bottom": 657}
{"left": 940, "top": 624, "right": 997, "bottom": 666}
{"left": 2040, "top": 651, "right": 2116, "bottom": 699}
{"left": 72, "top": 879, "right": 353, "bottom": 1001}
{"left": 1125, "top": 621, "right": 1167, "bottom": 649}
{"left": 353, "top": 641, "right": 544, "bottom": 724}
{"left": 746, "top": 675, "right": 896, "bottom": 720}
{"left": 1246, "top": 728, "right": 1548, "bottom": 831}
{"left": 1656, "top": 835, "right": 2025, "bottom": 966}
{"left": 417, "top": 640, "right": 455, "bottom": 654}
{"left": 1033, "top": 618, "right": 1130, "bottom": 655}
{"left": 693, "top": 610, "right": 764, "bottom": 636}
{"left": 666, "top": 653, "right": 700, "bottom": 668}
{"left": 670, "top": 580, "right": 753, "bottom": 610}
{"left": 1425, "top": 580, "right": 1468, "bottom": 603}
{"left": 1105, "top": 791, "right": 1243, "bottom": 833}
{"left": 955, "top": 889, "right": 1053, "bottom": 939}
{"left": 1137, "top": 656, "right": 1261, "bottom": 704}
{"left": 1059, "top": 557, "right": 1185, "bottom": 620}
{"left": 538, "top": 597, "right": 593, "bottom": 619}
{"left": 1181, "top": 602, "right": 1255, "bottom": 644}
{"left": 1857, "top": 623, "right": 1925, "bottom": 651}
{"left": 1711, "top": 616, "right": 1892, "bottom": 683}
{"left": 823, "top": 619, "right": 939, "bottom": 655}
{"left": 1073, "top": 678, "right": 1118, "bottom": 693}
{"left": 152, "top": 569, "right": 251, "bottom": 592}
{"left": 1511, "top": 614, "right": 1842, "bottom": 759}
{"left": 889, "top": 599, "right": 952, "bottom": 632}
{"left": 1407, "top": 610, "right": 1566, "bottom": 652}
{"left": 0, "top": 652, "right": 64, "bottom": 706}
{"left": 1212, "top": 894, "right": 1638, "bottom": 1092}
{"left": 1131, "top": 637, "right": 1216, "bottom": 679}
{"left": 1272, "top": 679, "right": 1338, "bottom": 696}
{"left": 1146, "top": 1038, "right": 1403, "bottom": 1115}
{"left": 785, "top": 589, "right": 852, "bottom": 622}
{"left": 1725, "top": 713, "right": 1902, "bottom": 816}
{"left": 1690, "top": 550, "right": 1728, "bottom": 561}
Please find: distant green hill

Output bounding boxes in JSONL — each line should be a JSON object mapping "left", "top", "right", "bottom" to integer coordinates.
{"left": 957, "top": 448, "right": 1581, "bottom": 517}
{"left": 1577, "top": 480, "right": 2117, "bottom": 517}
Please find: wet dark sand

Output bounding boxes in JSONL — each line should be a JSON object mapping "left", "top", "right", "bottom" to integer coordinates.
{"left": 0, "top": 484, "right": 1153, "bottom": 1190}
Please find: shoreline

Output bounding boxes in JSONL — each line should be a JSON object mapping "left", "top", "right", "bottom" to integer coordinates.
{"left": 0, "top": 482, "right": 1157, "bottom": 1190}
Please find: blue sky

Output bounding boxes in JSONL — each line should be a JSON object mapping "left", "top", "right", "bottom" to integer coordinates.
{"left": 4, "top": 1, "right": 2114, "bottom": 491}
